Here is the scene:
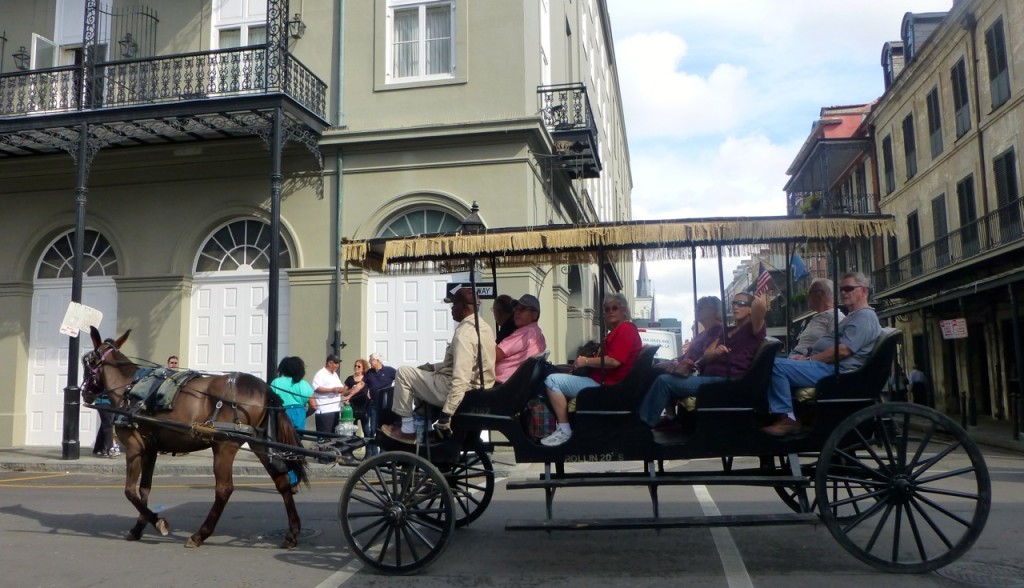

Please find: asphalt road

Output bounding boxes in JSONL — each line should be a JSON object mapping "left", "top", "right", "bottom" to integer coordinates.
{"left": 2, "top": 450, "right": 1023, "bottom": 588}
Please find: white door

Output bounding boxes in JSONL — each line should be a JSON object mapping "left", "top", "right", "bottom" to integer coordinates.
{"left": 367, "top": 275, "right": 456, "bottom": 366}
{"left": 26, "top": 279, "right": 118, "bottom": 446}
{"left": 190, "top": 271, "right": 289, "bottom": 380}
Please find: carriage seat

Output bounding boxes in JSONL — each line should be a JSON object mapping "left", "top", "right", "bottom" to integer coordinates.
{"left": 679, "top": 337, "right": 782, "bottom": 411}
{"left": 790, "top": 327, "right": 902, "bottom": 404}
{"left": 454, "top": 354, "right": 548, "bottom": 418}
{"left": 571, "top": 345, "right": 661, "bottom": 414}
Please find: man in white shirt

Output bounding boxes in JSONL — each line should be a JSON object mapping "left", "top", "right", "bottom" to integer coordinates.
{"left": 311, "top": 354, "right": 345, "bottom": 441}
{"left": 382, "top": 287, "right": 496, "bottom": 443}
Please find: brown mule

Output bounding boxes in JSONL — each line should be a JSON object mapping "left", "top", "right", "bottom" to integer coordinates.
{"left": 80, "top": 327, "right": 309, "bottom": 548}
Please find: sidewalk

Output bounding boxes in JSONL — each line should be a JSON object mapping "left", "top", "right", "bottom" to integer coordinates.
{"left": 0, "top": 445, "right": 357, "bottom": 477}
{"left": 1, "top": 418, "right": 1020, "bottom": 476}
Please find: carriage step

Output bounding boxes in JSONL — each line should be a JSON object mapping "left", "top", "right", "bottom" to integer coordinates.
{"left": 506, "top": 512, "right": 819, "bottom": 531}
{"left": 506, "top": 474, "right": 809, "bottom": 490}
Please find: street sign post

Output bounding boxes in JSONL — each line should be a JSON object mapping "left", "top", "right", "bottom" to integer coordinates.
{"left": 446, "top": 282, "right": 496, "bottom": 300}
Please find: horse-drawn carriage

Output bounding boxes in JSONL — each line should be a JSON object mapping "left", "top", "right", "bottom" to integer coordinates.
{"left": 81, "top": 214, "right": 990, "bottom": 577}
{"left": 336, "top": 214, "right": 990, "bottom": 575}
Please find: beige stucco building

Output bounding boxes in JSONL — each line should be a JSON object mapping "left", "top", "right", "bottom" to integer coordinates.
{"left": 0, "top": 0, "right": 633, "bottom": 449}
{"left": 785, "top": 1, "right": 1024, "bottom": 432}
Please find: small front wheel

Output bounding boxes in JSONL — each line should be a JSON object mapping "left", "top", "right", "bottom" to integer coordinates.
{"left": 339, "top": 451, "right": 456, "bottom": 575}
{"left": 816, "top": 403, "right": 990, "bottom": 573}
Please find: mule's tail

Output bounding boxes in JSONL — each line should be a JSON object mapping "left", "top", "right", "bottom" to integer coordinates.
{"left": 265, "top": 392, "right": 310, "bottom": 488}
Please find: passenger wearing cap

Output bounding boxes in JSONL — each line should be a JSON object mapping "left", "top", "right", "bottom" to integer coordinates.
{"left": 494, "top": 294, "right": 547, "bottom": 383}
{"left": 382, "top": 287, "right": 496, "bottom": 443}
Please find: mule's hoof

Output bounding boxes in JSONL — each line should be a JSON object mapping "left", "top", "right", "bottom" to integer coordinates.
{"left": 280, "top": 537, "right": 298, "bottom": 549}
{"left": 185, "top": 537, "right": 201, "bottom": 548}
{"left": 155, "top": 518, "right": 170, "bottom": 536}
{"left": 125, "top": 531, "right": 141, "bottom": 542}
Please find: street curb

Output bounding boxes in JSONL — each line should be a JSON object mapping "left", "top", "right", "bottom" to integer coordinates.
{"left": 0, "top": 456, "right": 520, "bottom": 478}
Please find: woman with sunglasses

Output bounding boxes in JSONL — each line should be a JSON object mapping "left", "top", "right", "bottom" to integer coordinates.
{"left": 637, "top": 291, "right": 766, "bottom": 429}
{"left": 539, "top": 292, "right": 642, "bottom": 447}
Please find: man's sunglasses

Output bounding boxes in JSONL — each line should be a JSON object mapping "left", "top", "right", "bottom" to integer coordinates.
{"left": 731, "top": 300, "right": 751, "bottom": 307}
{"left": 840, "top": 285, "right": 863, "bottom": 293}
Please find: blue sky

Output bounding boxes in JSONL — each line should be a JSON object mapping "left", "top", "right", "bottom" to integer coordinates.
{"left": 605, "top": 0, "right": 954, "bottom": 333}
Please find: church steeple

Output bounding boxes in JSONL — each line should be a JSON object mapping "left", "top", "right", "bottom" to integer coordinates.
{"left": 636, "top": 253, "right": 652, "bottom": 298}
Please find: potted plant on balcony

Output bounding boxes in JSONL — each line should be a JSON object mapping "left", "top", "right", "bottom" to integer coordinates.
{"left": 798, "top": 193, "right": 822, "bottom": 214}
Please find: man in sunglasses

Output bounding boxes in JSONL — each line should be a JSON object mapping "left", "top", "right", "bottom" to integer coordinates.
{"left": 763, "top": 272, "right": 881, "bottom": 436}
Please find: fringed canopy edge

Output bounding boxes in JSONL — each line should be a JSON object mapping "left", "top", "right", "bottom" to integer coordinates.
{"left": 341, "top": 214, "right": 893, "bottom": 277}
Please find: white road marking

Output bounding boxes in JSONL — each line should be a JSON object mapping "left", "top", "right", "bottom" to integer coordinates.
{"left": 315, "top": 560, "right": 362, "bottom": 588}
{"left": 694, "top": 484, "right": 753, "bottom": 588}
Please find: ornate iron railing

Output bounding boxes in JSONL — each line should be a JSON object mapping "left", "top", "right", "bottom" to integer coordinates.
{"left": 538, "top": 83, "right": 595, "bottom": 132}
{"left": 789, "top": 190, "right": 877, "bottom": 215}
{"left": 874, "top": 196, "right": 1024, "bottom": 291}
{"left": 0, "top": 45, "right": 326, "bottom": 120}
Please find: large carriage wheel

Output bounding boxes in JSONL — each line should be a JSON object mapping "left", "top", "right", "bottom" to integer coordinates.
{"left": 816, "top": 403, "right": 990, "bottom": 573}
{"left": 339, "top": 452, "right": 456, "bottom": 575}
{"left": 429, "top": 438, "right": 495, "bottom": 528}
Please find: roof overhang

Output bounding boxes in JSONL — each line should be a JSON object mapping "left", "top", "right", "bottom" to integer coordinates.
{"left": 784, "top": 138, "right": 872, "bottom": 193}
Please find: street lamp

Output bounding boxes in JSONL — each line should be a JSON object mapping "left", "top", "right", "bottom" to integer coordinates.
{"left": 12, "top": 45, "right": 30, "bottom": 70}
{"left": 461, "top": 201, "right": 485, "bottom": 234}
{"left": 287, "top": 13, "right": 307, "bottom": 39}
{"left": 118, "top": 33, "right": 138, "bottom": 58}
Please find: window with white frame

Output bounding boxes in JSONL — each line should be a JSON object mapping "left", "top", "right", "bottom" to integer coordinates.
{"left": 387, "top": 0, "right": 454, "bottom": 83}
{"left": 213, "top": 0, "right": 267, "bottom": 49}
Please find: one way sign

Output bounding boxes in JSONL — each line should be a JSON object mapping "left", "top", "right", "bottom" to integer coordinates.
{"left": 446, "top": 282, "right": 496, "bottom": 300}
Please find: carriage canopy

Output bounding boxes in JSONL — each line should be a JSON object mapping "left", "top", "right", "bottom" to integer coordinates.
{"left": 340, "top": 214, "right": 894, "bottom": 277}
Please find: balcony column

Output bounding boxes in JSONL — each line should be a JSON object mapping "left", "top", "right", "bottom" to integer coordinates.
{"left": 1009, "top": 285, "right": 1023, "bottom": 440}
{"left": 959, "top": 298, "right": 977, "bottom": 427}
{"left": 267, "top": 107, "right": 283, "bottom": 378}
{"left": 62, "top": 123, "right": 90, "bottom": 460}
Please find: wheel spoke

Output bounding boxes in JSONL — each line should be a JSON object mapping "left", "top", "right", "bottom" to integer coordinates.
{"left": 911, "top": 440, "right": 963, "bottom": 480}
{"left": 908, "top": 419, "right": 938, "bottom": 467}
{"left": 903, "top": 500, "right": 929, "bottom": 561}
{"left": 911, "top": 492, "right": 974, "bottom": 527}
{"left": 915, "top": 465, "right": 977, "bottom": 486}
{"left": 909, "top": 496, "right": 955, "bottom": 550}
{"left": 888, "top": 503, "right": 904, "bottom": 561}
{"left": 861, "top": 500, "right": 894, "bottom": 551}
{"left": 351, "top": 516, "right": 389, "bottom": 542}
{"left": 833, "top": 446, "right": 890, "bottom": 480}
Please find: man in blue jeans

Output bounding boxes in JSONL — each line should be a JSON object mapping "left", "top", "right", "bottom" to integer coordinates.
{"left": 762, "top": 272, "right": 881, "bottom": 436}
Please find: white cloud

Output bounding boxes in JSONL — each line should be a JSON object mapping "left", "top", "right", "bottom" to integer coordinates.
{"left": 618, "top": 32, "right": 750, "bottom": 140}
{"left": 631, "top": 133, "right": 796, "bottom": 219}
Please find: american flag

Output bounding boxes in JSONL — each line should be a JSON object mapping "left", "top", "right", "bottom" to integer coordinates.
{"left": 755, "top": 262, "right": 772, "bottom": 295}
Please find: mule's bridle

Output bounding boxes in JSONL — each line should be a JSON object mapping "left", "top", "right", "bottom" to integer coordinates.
{"left": 81, "top": 343, "right": 120, "bottom": 403}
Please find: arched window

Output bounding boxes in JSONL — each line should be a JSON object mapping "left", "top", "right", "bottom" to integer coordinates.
{"left": 36, "top": 229, "right": 118, "bottom": 279}
{"left": 195, "top": 219, "right": 293, "bottom": 272}
{"left": 378, "top": 208, "right": 462, "bottom": 238}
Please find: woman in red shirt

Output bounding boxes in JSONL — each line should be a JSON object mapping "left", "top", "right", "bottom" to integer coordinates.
{"left": 540, "top": 292, "right": 642, "bottom": 447}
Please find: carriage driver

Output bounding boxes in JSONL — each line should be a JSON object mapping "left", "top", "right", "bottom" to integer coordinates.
{"left": 381, "top": 287, "right": 496, "bottom": 443}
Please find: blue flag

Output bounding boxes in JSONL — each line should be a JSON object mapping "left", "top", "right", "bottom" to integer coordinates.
{"left": 791, "top": 252, "right": 810, "bottom": 282}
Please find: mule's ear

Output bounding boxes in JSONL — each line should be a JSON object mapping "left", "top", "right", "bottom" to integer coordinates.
{"left": 115, "top": 329, "right": 132, "bottom": 348}
{"left": 90, "top": 326, "right": 102, "bottom": 349}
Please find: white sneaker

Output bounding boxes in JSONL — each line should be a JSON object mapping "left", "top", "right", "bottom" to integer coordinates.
{"left": 540, "top": 428, "right": 572, "bottom": 447}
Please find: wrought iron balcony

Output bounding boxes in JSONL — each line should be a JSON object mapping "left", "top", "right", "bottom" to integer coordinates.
{"left": 0, "top": 46, "right": 326, "bottom": 122}
{"left": 788, "top": 190, "right": 877, "bottom": 216}
{"left": 538, "top": 83, "right": 601, "bottom": 179}
{"left": 873, "top": 196, "right": 1024, "bottom": 292}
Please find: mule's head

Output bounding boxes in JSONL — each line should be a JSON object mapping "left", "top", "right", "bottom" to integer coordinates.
{"left": 81, "top": 326, "right": 133, "bottom": 405}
